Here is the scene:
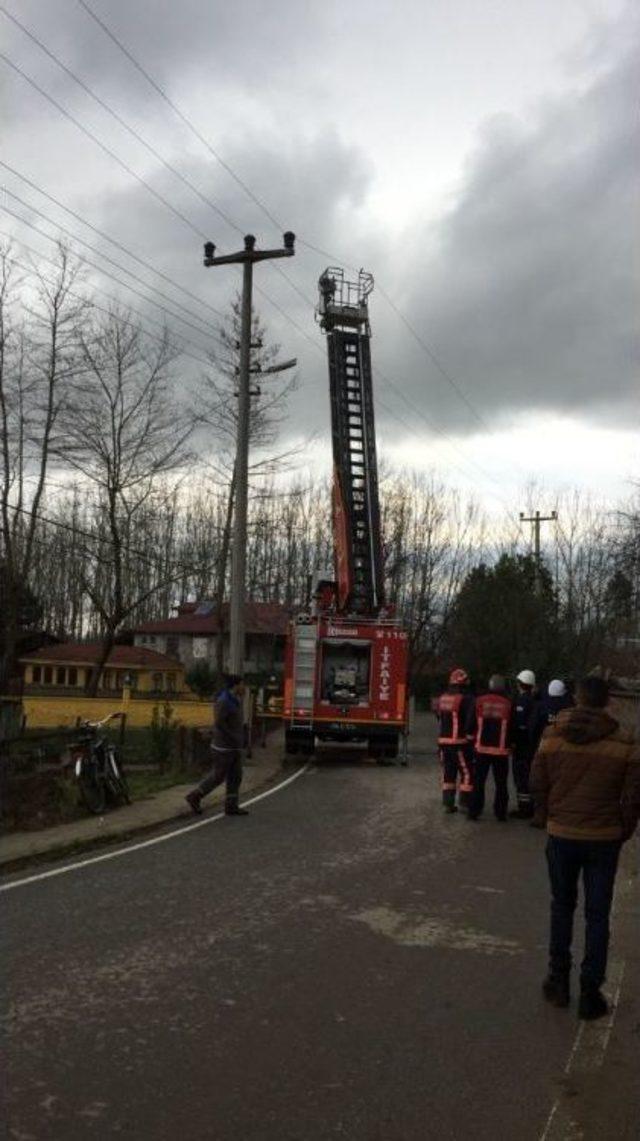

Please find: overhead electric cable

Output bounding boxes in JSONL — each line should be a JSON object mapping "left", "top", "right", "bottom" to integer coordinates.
{"left": 0, "top": 160, "right": 227, "bottom": 323}
{"left": 2, "top": 218, "right": 222, "bottom": 353}
{"left": 0, "top": 51, "right": 208, "bottom": 240}
{"left": 0, "top": 5, "right": 244, "bottom": 239}
{"left": 3, "top": 244, "right": 215, "bottom": 370}
{"left": 3, "top": 500, "right": 227, "bottom": 573}
{"left": 72, "top": 0, "right": 525, "bottom": 470}
{"left": 1, "top": 201, "right": 224, "bottom": 347}
{"left": 76, "top": 0, "right": 285, "bottom": 231}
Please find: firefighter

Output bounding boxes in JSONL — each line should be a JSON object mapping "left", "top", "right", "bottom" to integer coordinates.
{"left": 466, "top": 674, "right": 514, "bottom": 822}
{"left": 531, "top": 679, "right": 574, "bottom": 750}
{"left": 437, "top": 668, "right": 475, "bottom": 813}
{"left": 510, "top": 668, "right": 539, "bottom": 818}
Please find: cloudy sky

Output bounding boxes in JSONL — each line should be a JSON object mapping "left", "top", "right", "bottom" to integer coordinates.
{"left": 2, "top": 0, "right": 637, "bottom": 518}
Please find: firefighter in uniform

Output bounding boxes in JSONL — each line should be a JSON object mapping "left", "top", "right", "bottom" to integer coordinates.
{"left": 437, "top": 668, "right": 475, "bottom": 813}
{"left": 466, "top": 674, "right": 514, "bottom": 821}
{"left": 510, "top": 668, "right": 539, "bottom": 818}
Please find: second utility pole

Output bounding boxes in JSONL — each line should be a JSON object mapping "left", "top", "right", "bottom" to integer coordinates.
{"left": 203, "top": 231, "right": 295, "bottom": 674}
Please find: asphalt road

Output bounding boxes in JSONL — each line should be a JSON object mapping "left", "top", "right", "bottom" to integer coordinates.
{"left": 3, "top": 716, "right": 638, "bottom": 1140}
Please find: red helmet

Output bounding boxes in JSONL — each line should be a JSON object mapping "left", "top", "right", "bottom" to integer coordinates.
{"left": 449, "top": 667, "right": 469, "bottom": 686}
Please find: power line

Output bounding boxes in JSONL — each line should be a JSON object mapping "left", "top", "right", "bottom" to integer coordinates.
{"left": 0, "top": 51, "right": 207, "bottom": 240}
{"left": 1, "top": 203, "right": 225, "bottom": 350}
{"left": 374, "top": 365, "right": 514, "bottom": 505}
{"left": 1, "top": 187, "right": 223, "bottom": 337}
{"left": 5, "top": 9, "right": 527, "bottom": 501}
{"left": 71, "top": 0, "right": 526, "bottom": 472}
{"left": 0, "top": 160, "right": 228, "bottom": 324}
{"left": 3, "top": 500, "right": 218, "bottom": 576}
{"left": 72, "top": 1, "right": 327, "bottom": 311}
{"left": 77, "top": 0, "right": 285, "bottom": 233}
{"left": 4, "top": 244, "right": 215, "bottom": 371}
{"left": 375, "top": 284, "right": 494, "bottom": 435}
{"left": 0, "top": 5, "right": 244, "bottom": 240}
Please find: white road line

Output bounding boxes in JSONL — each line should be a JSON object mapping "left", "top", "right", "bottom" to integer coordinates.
{"left": 538, "top": 957, "right": 627, "bottom": 1141}
{"left": 538, "top": 851, "right": 636, "bottom": 1141}
{"left": 0, "top": 763, "right": 310, "bottom": 894}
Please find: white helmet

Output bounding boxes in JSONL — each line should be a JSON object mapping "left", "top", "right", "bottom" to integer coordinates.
{"left": 548, "top": 679, "right": 566, "bottom": 697}
{"left": 517, "top": 669, "right": 536, "bottom": 687}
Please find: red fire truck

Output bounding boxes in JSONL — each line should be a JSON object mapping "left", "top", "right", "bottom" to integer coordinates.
{"left": 283, "top": 268, "right": 409, "bottom": 762}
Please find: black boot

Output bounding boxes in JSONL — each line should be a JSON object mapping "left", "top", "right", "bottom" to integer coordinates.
{"left": 225, "top": 804, "right": 249, "bottom": 816}
{"left": 578, "top": 988, "right": 608, "bottom": 1021}
{"left": 185, "top": 791, "right": 203, "bottom": 816}
{"left": 542, "top": 974, "right": 570, "bottom": 1008}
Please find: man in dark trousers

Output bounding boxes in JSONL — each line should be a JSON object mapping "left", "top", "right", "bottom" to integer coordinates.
{"left": 436, "top": 668, "right": 475, "bottom": 813}
{"left": 530, "top": 676, "right": 640, "bottom": 1020}
{"left": 510, "top": 668, "right": 539, "bottom": 818}
{"left": 186, "top": 674, "right": 249, "bottom": 816}
{"left": 466, "top": 674, "right": 514, "bottom": 822}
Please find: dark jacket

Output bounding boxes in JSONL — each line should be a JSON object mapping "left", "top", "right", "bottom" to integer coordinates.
{"left": 530, "top": 706, "right": 640, "bottom": 842}
{"left": 513, "top": 691, "right": 539, "bottom": 759}
{"left": 532, "top": 692, "right": 574, "bottom": 752}
{"left": 211, "top": 688, "right": 244, "bottom": 751}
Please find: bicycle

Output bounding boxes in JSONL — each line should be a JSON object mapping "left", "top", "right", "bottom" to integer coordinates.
{"left": 69, "top": 712, "right": 130, "bottom": 815}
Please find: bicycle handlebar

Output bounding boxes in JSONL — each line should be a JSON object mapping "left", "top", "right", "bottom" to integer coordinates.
{"left": 76, "top": 711, "right": 124, "bottom": 731}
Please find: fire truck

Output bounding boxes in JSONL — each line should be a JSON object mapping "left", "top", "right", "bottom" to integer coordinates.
{"left": 282, "top": 268, "right": 409, "bottom": 761}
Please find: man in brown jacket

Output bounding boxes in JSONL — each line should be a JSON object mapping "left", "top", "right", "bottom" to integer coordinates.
{"left": 530, "top": 676, "right": 640, "bottom": 1020}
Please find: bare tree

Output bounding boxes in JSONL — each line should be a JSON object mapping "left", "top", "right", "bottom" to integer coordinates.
{"left": 0, "top": 244, "right": 85, "bottom": 685}
{"left": 60, "top": 308, "right": 194, "bottom": 693}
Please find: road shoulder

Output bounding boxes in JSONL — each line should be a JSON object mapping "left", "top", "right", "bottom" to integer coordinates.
{"left": 0, "top": 735, "right": 285, "bottom": 873}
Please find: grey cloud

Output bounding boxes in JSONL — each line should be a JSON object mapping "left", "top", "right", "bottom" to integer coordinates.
{"left": 396, "top": 25, "right": 638, "bottom": 435}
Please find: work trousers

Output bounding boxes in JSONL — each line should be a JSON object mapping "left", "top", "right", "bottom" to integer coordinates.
{"left": 546, "top": 836, "right": 621, "bottom": 990}
{"left": 196, "top": 747, "right": 243, "bottom": 808}
{"left": 468, "top": 754, "right": 509, "bottom": 820}
{"left": 440, "top": 744, "right": 473, "bottom": 808}
{"left": 512, "top": 746, "right": 534, "bottom": 815}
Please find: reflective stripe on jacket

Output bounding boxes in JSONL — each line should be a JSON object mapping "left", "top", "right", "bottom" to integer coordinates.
{"left": 470, "top": 692, "right": 513, "bottom": 757}
{"left": 437, "top": 691, "right": 475, "bottom": 746}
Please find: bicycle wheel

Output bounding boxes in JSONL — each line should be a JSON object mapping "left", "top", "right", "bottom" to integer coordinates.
{"left": 78, "top": 758, "right": 107, "bottom": 814}
{"left": 105, "top": 747, "right": 130, "bottom": 806}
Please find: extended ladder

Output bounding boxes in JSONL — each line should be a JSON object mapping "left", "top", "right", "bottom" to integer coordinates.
{"left": 318, "top": 268, "right": 384, "bottom": 615}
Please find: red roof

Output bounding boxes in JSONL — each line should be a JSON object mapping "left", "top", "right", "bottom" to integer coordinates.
{"left": 136, "top": 601, "right": 289, "bottom": 636}
{"left": 20, "top": 643, "right": 182, "bottom": 670}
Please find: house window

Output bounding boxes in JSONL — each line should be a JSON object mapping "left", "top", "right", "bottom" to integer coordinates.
{"left": 152, "top": 672, "right": 163, "bottom": 691}
{"left": 166, "top": 635, "right": 179, "bottom": 657}
{"left": 32, "top": 665, "right": 42, "bottom": 683}
{"left": 56, "top": 667, "right": 66, "bottom": 685}
{"left": 68, "top": 667, "right": 78, "bottom": 686}
{"left": 149, "top": 635, "right": 157, "bottom": 644}
{"left": 43, "top": 666, "right": 52, "bottom": 684}
{"left": 166, "top": 673, "right": 176, "bottom": 692}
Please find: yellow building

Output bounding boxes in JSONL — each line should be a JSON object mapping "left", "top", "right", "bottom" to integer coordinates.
{"left": 20, "top": 642, "right": 187, "bottom": 696}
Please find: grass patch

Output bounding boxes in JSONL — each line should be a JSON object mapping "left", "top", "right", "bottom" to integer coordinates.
{"left": 125, "top": 767, "right": 191, "bottom": 800}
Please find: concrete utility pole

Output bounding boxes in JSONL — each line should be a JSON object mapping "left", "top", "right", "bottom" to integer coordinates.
{"left": 520, "top": 509, "right": 558, "bottom": 564}
{"left": 203, "top": 232, "right": 295, "bottom": 674}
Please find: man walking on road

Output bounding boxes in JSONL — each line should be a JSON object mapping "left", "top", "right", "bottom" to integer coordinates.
{"left": 466, "top": 674, "right": 514, "bottom": 822}
{"left": 436, "top": 668, "right": 475, "bottom": 813}
{"left": 530, "top": 676, "right": 640, "bottom": 1020}
{"left": 186, "top": 674, "right": 249, "bottom": 816}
